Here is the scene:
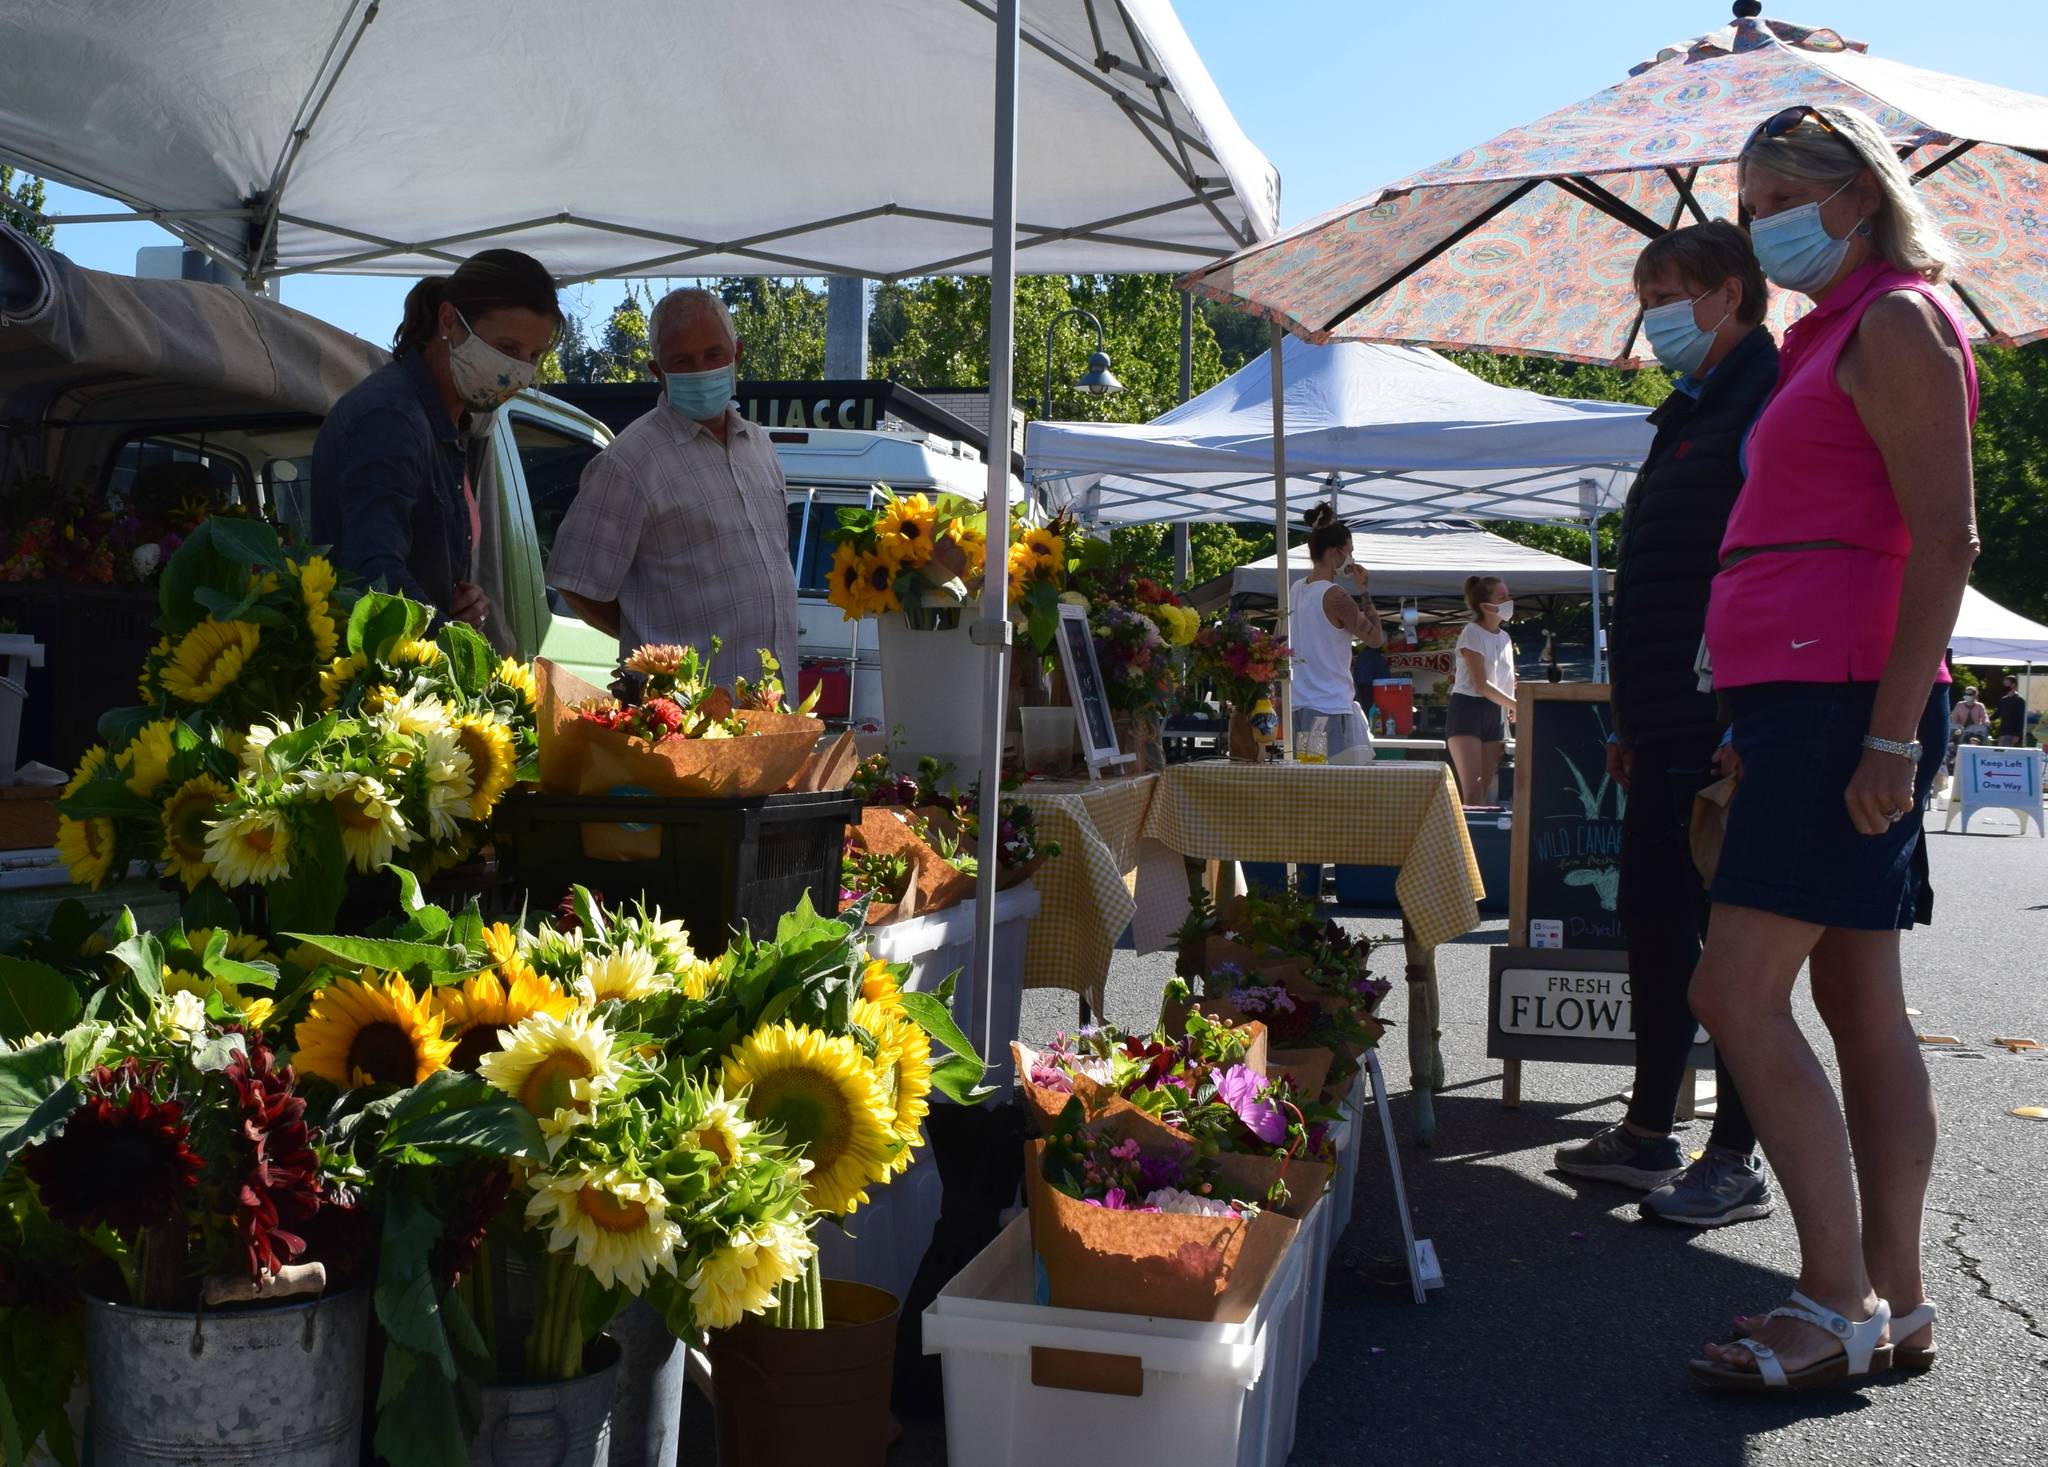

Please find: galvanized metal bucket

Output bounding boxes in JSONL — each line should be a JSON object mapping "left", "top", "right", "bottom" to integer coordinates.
{"left": 472, "top": 1336, "right": 623, "bottom": 1467}
{"left": 85, "top": 1287, "right": 369, "bottom": 1467}
{"left": 603, "top": 1300, "right": 687, "bottom": 1467}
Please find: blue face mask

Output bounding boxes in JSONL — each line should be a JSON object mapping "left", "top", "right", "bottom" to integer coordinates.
{"left": 662, "top": 363, "right": 735, "bottom": 421}
{"left": 1749, "top": 177, "right": 1859, "bottom": 293}
{"left": 1641, "top": 290, "right": 1730, "bottom": 376}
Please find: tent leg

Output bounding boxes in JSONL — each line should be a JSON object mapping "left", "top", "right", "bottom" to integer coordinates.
{"left": 1174, "top": 292, "right": 1193, "bottom": 583}
{"left": 968, "top": 0, "right": 1021, "bottom": 1067}
{"left": 1271, "top": 323, "right": 1291, "bottom": 750}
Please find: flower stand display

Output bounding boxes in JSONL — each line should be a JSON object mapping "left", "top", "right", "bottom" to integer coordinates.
{"left": 86, "top": 1287, "right": 370, "bottom": 1467}
{"left": 921, "top": 1197, "right": 1325, "bottom": 1467}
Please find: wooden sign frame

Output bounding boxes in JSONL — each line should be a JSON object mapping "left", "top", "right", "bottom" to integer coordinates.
{"left": 1488, "top": 946, "right": 1714, "bottom": 1069}
{"left": 1054, "top": 602, "right": 1134, "bottom": 779}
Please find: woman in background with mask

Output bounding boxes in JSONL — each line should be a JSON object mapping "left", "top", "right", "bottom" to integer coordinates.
{"left": 1686, "top": 104, "right": 1977, "bottom": 1393}
{"left": 1448, "top": 576, "right": 1516, "bottom": 802}
{"left": 312, "top": 249, "right": 561, "bottom": 630}
{"left": 1554, "top": 222, "right": 1774, "bottom": 1225}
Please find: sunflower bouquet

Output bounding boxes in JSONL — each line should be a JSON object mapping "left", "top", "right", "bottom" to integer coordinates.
{"left": 824, "top": 487, "right": 988, "bottom": 622}
{"left": 0, "top": 915, "right": 360, "bottom": 1463}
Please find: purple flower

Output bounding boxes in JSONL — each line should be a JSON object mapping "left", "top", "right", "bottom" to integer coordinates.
{"left": 1028, "top": 1064, "right": 1073, "bottom": 1093}
{"left": 1213, "top": 1064, "right": 1287, "bottom": 1146}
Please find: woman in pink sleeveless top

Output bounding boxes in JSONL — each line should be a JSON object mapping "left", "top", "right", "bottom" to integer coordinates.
{"left": 1687, "top": 106, "right": 1978, "bottom": 1393}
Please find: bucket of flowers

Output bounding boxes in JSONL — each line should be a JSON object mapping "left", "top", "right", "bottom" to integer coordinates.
{"left": 53, "top": 520, "right": 536, "bottom": 934}
{"left": 1190, "top": 612, "right": 1293, "bottom": 763}
{"left": 0, "top": 914, "right": 372, "bottom": 1467}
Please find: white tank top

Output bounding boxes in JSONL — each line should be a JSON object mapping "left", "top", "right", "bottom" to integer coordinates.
{"left": 1290, "top": 578, "right": 1358, "bottom": 714}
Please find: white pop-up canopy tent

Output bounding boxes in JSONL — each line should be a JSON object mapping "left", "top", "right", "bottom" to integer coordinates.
{"left": 1, "top": 0, "right": 1278, "bottom": 1061}
{"left": 1188, "top": 522, "right": 1611, "bottom": 614}
{"left": 1951, "top": 585, "right": 2048, "bottom": 667}
{"left": 1028, "top": 333, "right": 1655, "bottom": 526}
{"left": 0, "top": 0, "right": 1276, "bottom": 284}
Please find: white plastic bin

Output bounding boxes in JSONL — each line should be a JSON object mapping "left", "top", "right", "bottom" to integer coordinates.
{"left": 0, "top": 635, "right": 46, "bottom": 787}
{"left": 868, "top": 881, "right": 1039, "bottom": 1090}
{"left": 877, "top": 615, "right": 986, "bottom": 779}
{"left": 922, "top": 1199, "right": 1323, "bottom": 1467}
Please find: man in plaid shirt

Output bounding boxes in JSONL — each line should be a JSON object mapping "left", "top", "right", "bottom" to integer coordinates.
{"left": 547, "top": 288, "right": 798, "bottom": 686}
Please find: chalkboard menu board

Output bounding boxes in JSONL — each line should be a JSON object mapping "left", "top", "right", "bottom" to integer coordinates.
{"left": 1055, "top": 603, "right": 1131, "bottom": 776}
{"left": 1508, "top": 683, "right": 1627, "bottom": 951}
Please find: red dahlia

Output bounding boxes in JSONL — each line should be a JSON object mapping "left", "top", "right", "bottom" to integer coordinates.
{"left": 223, "top": 1032, "right": 324, "bottom": 1279}
{"left": 22, "top": 1059, "right": 202, "bottom": 1236}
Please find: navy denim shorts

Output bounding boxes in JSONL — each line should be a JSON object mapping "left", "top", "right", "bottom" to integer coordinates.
{"left": 1710, "top": 682, "right": 1949, "bottom": 931}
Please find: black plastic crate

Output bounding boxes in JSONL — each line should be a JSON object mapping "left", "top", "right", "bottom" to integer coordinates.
{"left": 494, "top": 788, "right": 862, "bottom": 951}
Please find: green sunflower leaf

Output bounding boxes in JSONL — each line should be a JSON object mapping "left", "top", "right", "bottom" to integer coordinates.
{"left": 0, "top": 956, "right": 82, "bottom": 1043}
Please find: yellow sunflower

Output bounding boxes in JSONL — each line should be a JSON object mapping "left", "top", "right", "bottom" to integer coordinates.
{"left": 857, "top": 1000, "right": 935, "bottom": 1173}
{"left": 64, "top": 744, "right": 109, "bottom": 800}
{"left": 452, "top": 714, "right": 517, "bottom": 818}
{"left": 876, "top": 493, "right": 938, "bottom": 566}
{"left": 319, "top": 653, "right": 367, "bottom": 710}
{"left": 159, "top": 773, "right": 229, "bottom": 890}
{"left": 828, "top": 542, "right": 872, "bottom": 620}
{"left": 679, "top": 955, "right": 723, "bottom": 1001}
{"left": 856, "top": 553, "right": 902, "bottom": 616}
{"left": 292, "top": 556, "right": 340, "bottom": 662}
{"left": 293, "top": 971, "right": 455, "bottom": 1089}
{"left": 687, "top": 1218, "right": 816, "bottom": 1329}
{"left": 118, "top": 720, "right": 178, "bottom": 798}
{"left": 55, "top": 814, "right": 118, "bottom": 889}
{"left": 477, "top": 1008, "right": 623, "bottom": 1137}
{"left": 383, "top": 686, "right": 453, "bottom": 738}
{"left": 526, "top": 1166, "right": 682, "bottom": 1295}
{"left": 306, "top": 771, "right": 416, "bottom": 874}
{"left": 687, "top": 1087, "right": 758, "bottom": 1173}
{"left": 859, "top": 960, "right": 906, "bottom": 1016}
{"left": 419, "top": 727, "right": 476, "bottom": 841}
{"left": 138, "top": 636, "right": 172, "bottom": 702}
{"left": 432, "top": 968, "right": 577, "bottom": 1072}
{"left": 183, "top": 927, "right": 276, "bottom": 966}
{"left": 392, "top": 639, "right": 444, "bottom": 669}
{"left": 722, "top": 1022, "right": 896, "bottom": 1216}
{"left": 494, "top": 657, "right": 538, "bottom": 709}
{"left": 1022, "top": 527, "right": 1064, "bottom": 568}
{"left": 204, "top": 804, "right": 292, "bottom": 887}
{"left": 578, "top": 943, "right": 666, "bottom": 1004}
{"left": 480, "top": 921, "right": 526, "bottom": 971}
{"left": 159, "top": 619, "right": 261, "bottom": 705}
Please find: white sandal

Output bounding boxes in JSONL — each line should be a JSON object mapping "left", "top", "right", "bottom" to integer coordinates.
{"left": 1690, "top": 1291, "right": 1891, "bottom": 1392}
{"left": 1888, "top": 1301, "right": 1938, "bottom": 1374}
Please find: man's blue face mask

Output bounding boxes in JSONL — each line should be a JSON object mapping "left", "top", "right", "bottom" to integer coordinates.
{"left": 662, "top": 363, "right": 735, "bottom": 421}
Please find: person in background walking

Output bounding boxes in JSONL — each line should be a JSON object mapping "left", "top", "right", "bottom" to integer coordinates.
{"left": 1688, "top": 103, "right": 1976, "bottom": 1392}
{"left": 1555, "top": 222, "right": 1772, "bottom": 1228}
{"left": 1995, "top": 674, "right": 2028, "bottom": 747}
{"left": 1948, "top": 684, "right": 1990, "bottom": 768}
{"left": 1448, "top": 576, "right": 1515, "bottom": 802}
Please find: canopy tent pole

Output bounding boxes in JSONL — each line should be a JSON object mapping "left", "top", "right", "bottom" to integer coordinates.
{"left": 1585, "top": 511, "right": 1605, "bottom": 683}
{"left": 1174, "top": 290, "right": 1193, "bottom": 580}
{"left": 1270, "top": 323, "right": 1291, "bottom": 745}
{"left": 968, "top": 0, "right": 1022, "bottom": 1066}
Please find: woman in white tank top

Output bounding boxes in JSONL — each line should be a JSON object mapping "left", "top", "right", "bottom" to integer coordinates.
{"left": 1292, "top": 504, "right": 1383, "bottom": 764}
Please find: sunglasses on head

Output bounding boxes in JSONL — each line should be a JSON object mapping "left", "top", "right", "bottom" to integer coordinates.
{"left": 1748, "top": 104, "right": 1840, "bottom": 145}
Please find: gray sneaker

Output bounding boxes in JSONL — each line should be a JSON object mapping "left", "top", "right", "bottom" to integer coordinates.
{"left": 1640, "top": 1146, "right": 1773, "bottom": 1228}
{"left": 1553, "top": 1124, "right": 1686, "bottom": 1190}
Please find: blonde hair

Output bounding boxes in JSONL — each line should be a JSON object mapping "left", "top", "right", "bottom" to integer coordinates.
{"left": 1463, "top": 575, "right": 1504, "bottom": 614}
{"left": 1738, "top": 104, "right": 1957, "bottom": 284}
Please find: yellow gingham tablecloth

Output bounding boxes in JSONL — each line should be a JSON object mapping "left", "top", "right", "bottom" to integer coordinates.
{"left": 1013, "top": 774, "right": 1160, "bottom": 1013}
{"left": 1014, "top": 761, "right": 1483, "bottom": 1008}
{"left": 1141, "top": 760, "right": 1484, "bottom": 952}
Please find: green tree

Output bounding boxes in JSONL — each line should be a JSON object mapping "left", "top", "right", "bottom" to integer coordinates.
{"left": 1969, "top": 341, "right": 2048, "bottom": 623}
{"left": 0, "top": 166, "right": 52, "bottom": 247}
{"left": 717, "top": 277, "right": 828, "bottom": 380}
{"left": 542, "top": 289, "right": 652, "bottom": 383}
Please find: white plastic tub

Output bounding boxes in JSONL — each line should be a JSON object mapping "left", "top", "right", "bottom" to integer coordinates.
{"left": 922, "top": 1199, "right": 1324, "bottom": 1467}
{"left": 877, "top": 615, "right": 985, "bottom": 779}
{"left": 867, "top": 881, "right": 1039, "bottom": 1090}
{"left": 0, "top": 635, "right": 46, "bottom": 787}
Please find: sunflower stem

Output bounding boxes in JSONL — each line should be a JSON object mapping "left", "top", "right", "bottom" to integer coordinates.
{"left": 473, "top": 1241, "right": 497, "bottom": 1370}
{"left": 803, "top": 1251, "right": 824, "bottom": 1331}
{"left": 553, "top": 1263, "right": 588, "bottom": 1381}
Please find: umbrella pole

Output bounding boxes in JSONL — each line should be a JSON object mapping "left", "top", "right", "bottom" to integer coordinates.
{"left": 967, "top": 0, "right": 1021, "bottom": 1067}
{"left": 1271, "top": 324, "right": 1291, "bottom": 749}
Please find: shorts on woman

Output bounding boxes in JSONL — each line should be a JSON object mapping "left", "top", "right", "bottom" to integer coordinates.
{"left": 1447, "top": 691, "right": 1504, "bottom": 742}
{"left": 1710, "top": 682, "right": 1948, "bottom": 931}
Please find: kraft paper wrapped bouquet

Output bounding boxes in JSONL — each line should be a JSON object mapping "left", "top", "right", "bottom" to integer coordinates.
{"left": 1024, "top": 1094, "right": 1327, "bottom": 1323}
{"left": 537, "top": 641, "right": 825, "bottom": 860}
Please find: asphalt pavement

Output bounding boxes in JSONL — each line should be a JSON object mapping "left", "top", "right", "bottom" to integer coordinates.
{"left": 1008, "top": 805, "right": 2048, "bottom": 1467}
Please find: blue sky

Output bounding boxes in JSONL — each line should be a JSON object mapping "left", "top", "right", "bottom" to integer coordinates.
{"left": 35, "top": 0, "right": 2048, "bottom": 346}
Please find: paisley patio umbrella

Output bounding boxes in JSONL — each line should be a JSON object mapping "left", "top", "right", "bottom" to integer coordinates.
{"left": 1185, "top": 3, "right": 2048, "bottom": 366}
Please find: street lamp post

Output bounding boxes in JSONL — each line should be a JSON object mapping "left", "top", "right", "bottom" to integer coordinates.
{"left": 1042, "top": 307, "right": 1122, "bottom": 421}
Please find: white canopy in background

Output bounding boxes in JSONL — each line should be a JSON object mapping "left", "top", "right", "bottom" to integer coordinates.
{"left": 1187, "top": 522, "right": 1609, "bottom": 613}
{"left": 1027, "top": 333, "right": 1656, "bottom": 525}
{"left": 0, "top": 0, "right": 1278, "bottom": 284}
{"left": 1952, "top": 585, "right": 2048, "bottom": 666}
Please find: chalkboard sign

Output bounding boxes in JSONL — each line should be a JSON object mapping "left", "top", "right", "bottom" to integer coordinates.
{"left": 1508, "top": 683, "right": 1627, "bottom": 951}
{"left": 1055, "top": 602, "right": 1132, "bottom": 778}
